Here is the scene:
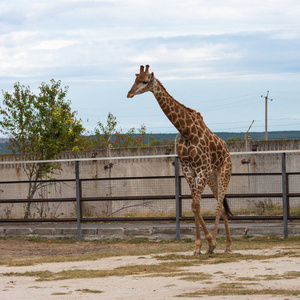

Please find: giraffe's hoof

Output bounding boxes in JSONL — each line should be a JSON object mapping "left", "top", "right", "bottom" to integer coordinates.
{"left": 224, "top": 248, "right": 232, "bottom": 253}
{"left": 193, "top": 250, "right": 201, "bottom": 256}
{"left": 207, "top": 244, "right": 217, "bottom": 254}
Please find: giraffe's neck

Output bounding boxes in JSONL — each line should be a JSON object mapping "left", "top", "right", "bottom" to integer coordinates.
{"left": 151, "top": 79, "right": 203, "bottom": 137}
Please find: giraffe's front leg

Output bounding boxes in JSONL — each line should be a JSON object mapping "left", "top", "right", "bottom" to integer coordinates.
{"left": 223, "top": 211, "right": 232, "bottom": 252}
{"left": 180, "top": 163, "right": 202, "bottom": 254}
{"left": 192, "top": 200, "right": 202, "bottom": 255}
{"left": 194, "top": 172, "right": 216, "bottom": 254}
{"left": 192, "top": 197, "right": 215, "bottom": 255}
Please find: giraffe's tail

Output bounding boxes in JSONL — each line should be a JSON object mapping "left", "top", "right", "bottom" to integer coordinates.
{"left": 223, "top": 196, "right": 233, "bottom": 218}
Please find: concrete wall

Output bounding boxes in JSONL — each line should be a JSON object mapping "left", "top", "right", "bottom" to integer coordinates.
{"left": 228, "top": 139, "right": 300, "bottom": 152}
{"left": 0, "top": 146, "right": 300, "bottom": 219}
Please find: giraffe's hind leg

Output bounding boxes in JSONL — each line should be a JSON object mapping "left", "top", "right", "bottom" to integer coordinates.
{"left": 207, "top": 173, "right": 219, "bottom": 254}
{"left": 222, "top": 198, "right": 233, "bottom": 252}
{"left": 219, "top": 158, "right": 233, "bottom": 252}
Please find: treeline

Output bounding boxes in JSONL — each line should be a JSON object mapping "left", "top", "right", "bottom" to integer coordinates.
{"left": 1, "top": 131, "right": 300, "bottom": 155}
{"left": 215, "top": 131, "right": 300, "bottom": 141}
{"left": 139, "top": 131, "right": 300, "bottom": 143}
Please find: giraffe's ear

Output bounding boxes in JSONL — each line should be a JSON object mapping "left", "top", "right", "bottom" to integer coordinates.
{"left": 150, "top": 72, "right": 154, "bottom": 78}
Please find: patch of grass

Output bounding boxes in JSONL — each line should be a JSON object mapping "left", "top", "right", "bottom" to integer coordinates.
{"left": 155, "top": 251, "right": 297, "bottom": 266}
{"left": 0, "top": 236, "right": 77, "bottom": 244}
{"left": 146, "top": 271, "right": 212, "bottom": 281}
{"left": 258, "top": 271, "right": 300, "bottom": 281}
{"left": 51, "top": 292, "right": 72, "bottom": 296}
{"left": 233, "top": 235, "right": 300, "bottom": 250}
{"left": 179, "top": 272, "right": 212, "bottom": 282}
{"left": 180, "top": 238, "right": 193, "bottom": 243}
{"left": 256, "top": 270, "right": 300, "bottom": 281}
{"left": 4, "top": 260, "right": 200, "bottom": 281}
{"left": 1, "top": 252, "right": 113, "bottom": 267}
{"left": 0, "top": 238, "right": 194, "bottom": 267}
{"left": 146, "top": 272, "right": 190, "bottom": 278}
{"left": 4, "top": 249, "right": 297, "bottom": 283}
{"left": 0, "top": 240, "right": 188, "bottom": 266}
{"left": 76, "top": 289, "right": 103, "bottom": 294}
{"left": 177, "top": 282, "right": 300, "bottom": 297}
{"left": 164, "top": 284, "right": 176, "bottom": 287}
{"left": 153, "top": 254, "right": 198, "bottom": 261}
{"left": 233, "top": 203, "right": 283, "bottom": 216}
{"left": 124, "top": 237, "right": 151, "bottom": 244}
{"left": 236, "top": 276, "right": 260, "bottom": 281}
{"left": 1, "top": 236, "right": 300, "bottom": 268}
{"left": 284, "top": 271, "right": 300, "bottom": 279}
{"left": 259, "top": 274, "right": 282, "bottom": 280}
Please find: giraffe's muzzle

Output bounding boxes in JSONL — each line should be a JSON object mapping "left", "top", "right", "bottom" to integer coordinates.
{"left": 127, "top": 92, "right": 135, "bottom": 98}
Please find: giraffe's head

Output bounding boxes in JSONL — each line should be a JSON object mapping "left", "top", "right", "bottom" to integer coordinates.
{"left": 127, "top": 65, "right": 154, "bottom": 98}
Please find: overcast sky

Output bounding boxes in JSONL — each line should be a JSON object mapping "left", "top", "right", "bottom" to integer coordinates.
{"left": 1, "top": 0, "right": 300, "bottom": 135}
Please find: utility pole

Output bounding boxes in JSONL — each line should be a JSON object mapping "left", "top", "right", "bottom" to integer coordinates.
{"left": 261, "top": 91, "right": 273, "bottom": 140}
{"left": 245, "top": 120, "right": 255, "bottom": 152}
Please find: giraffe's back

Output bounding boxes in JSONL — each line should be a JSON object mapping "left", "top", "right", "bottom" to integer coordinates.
{"left": 177, "top": 120, "right": 231, "bottom": 172}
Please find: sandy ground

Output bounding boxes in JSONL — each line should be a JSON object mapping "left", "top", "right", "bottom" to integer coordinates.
{"left": 0, "top": 246, "right": 300, "bottom": 300}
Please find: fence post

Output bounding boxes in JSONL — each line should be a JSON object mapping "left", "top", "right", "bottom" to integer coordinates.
{"left": 175, "top": 156, "right": 180, "bottom": 241}
{"left": 75, "top": 161, "right": 82, "bottom": 242}
{"left": 179, "top": 176, "right": 182, "bottom": 218}
{"left": 281, "top": 152, "right": 288, "bottom": 238}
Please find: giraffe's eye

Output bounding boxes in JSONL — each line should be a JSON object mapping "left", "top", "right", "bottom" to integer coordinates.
{"left": 142, "top": 81, "right": 149, "bottom": 85}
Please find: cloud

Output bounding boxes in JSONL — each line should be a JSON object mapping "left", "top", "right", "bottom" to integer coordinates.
{"left": 1, "top": 28, "right": 299, "bottom": 82}
{"left": 1, "top": 0, "right": 300, "bottom": 134}
{"left": 31, "top": 40, "right": 76, "bottom": 51}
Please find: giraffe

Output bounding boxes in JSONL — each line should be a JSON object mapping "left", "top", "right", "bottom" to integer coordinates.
{"left": 127, "top": 65, "right": 233, "bottom": 254}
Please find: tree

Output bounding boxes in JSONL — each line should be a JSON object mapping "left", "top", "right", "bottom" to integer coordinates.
{"left": 93, "top": 112, "right": 157, "bottom": 149}
{"left": 227, "top": 137, "right": 243, "bottom": 143}
{"left": 94, "top": 112, "right": 118, "bottom": 148}
{"left": 0, "top": 79, "right": 85, "bottom": 218}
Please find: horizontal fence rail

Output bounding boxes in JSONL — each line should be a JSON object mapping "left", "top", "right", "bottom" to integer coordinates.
{"left": 0, "top": 151, "right": 299, "bottom": 240}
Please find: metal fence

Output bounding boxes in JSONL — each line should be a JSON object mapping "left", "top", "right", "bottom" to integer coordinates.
{"left": 0, "top": 151, "right": 299, "bottom": 240}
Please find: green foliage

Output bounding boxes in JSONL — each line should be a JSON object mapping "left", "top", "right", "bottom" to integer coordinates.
{"left": 0, "top": 79, "right": 84, "bottom": 158}
{"left": 94, "top": 112, "right": 117, "bottom": 148}
{"left": 93, "top": 112, "right": 157, "bottom": 148}
{"left": 227, "top": 137, "right": 243, "bottom": 143}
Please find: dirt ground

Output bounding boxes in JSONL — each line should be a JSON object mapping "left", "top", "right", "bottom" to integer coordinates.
{"left": 0, "top": 238, "right": 300, "bottom": 299}
{"left": 0, "top": 238, "right": 125, "bottom": 258}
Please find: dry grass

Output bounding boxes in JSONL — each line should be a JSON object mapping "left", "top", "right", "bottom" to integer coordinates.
{"left": 1, "top": 236, "right": 300, "bottom": 298}
{"left": 4, "top": 237, "right": 300, "bottom": 283}
{"left": 179, "top": 283, "right": 300, "bottom": 298}
{"left": 76, "top": 289, "right": 103, "bottom": 294}
{"left": 1, "top": 235, "right": 300, "bottom": 268}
